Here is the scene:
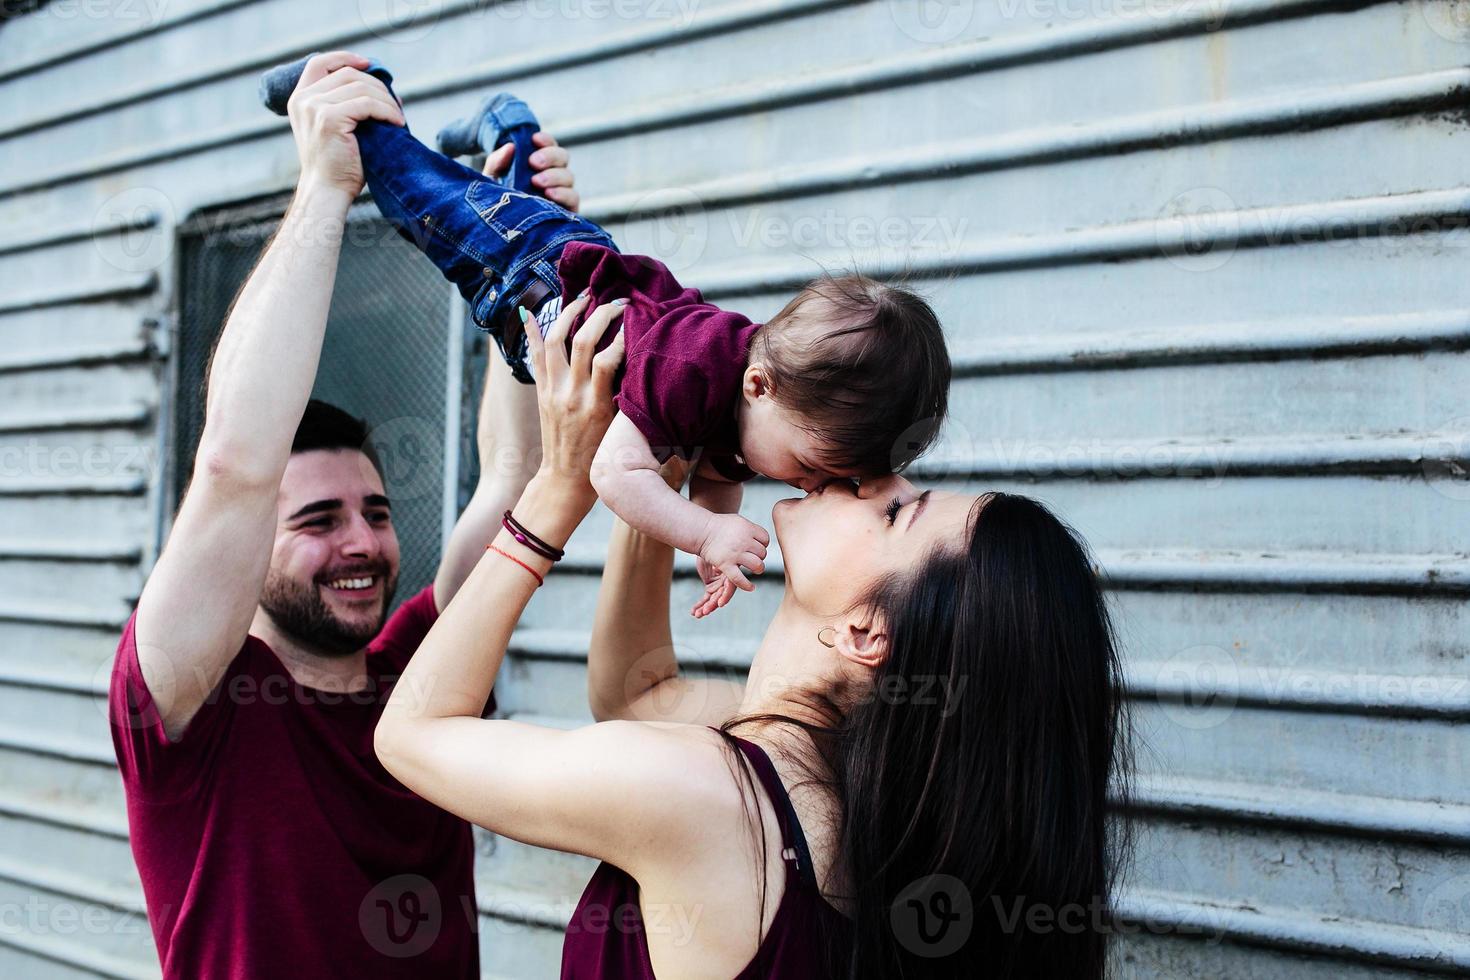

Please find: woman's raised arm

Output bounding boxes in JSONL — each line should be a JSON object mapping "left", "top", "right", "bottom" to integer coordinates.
{"left": 372, "top": 298, "right": 724, "bottom": 868}
{"left": 586, "top": 457, "right": 745, "bottom": 725}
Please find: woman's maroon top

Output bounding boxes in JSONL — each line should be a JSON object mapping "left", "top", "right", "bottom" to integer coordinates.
{"left": 560, "top": 733, "right": 850, "bottom": 978}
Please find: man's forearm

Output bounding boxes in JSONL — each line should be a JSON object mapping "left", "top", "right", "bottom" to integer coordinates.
{"left": 198, "top": 186, "right": 352, "bottom": 480}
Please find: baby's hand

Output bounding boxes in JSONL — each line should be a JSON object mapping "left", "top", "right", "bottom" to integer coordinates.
{"left": 692, "top": 514, "right": 769, "bottom": 617}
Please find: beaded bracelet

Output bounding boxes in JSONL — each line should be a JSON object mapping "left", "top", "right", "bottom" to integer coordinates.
{"left": 502, "top": 510, "right": 565, "bottom": 562}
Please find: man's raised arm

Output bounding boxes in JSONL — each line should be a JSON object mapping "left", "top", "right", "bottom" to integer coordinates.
{"left": 133, "top": 52, "right": 402, "bottom": 738}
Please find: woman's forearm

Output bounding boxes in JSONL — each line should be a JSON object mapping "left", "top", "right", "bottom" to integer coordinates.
{"left": 382, "top": 474, "right": 594, "bottom": 728}
{"left": 587, "top": 516, "right": 678, "bottom": 720}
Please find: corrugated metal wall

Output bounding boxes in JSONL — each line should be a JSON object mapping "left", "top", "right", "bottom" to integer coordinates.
{"left": 1, "top": 1, "right": 1467, "bottom": 977}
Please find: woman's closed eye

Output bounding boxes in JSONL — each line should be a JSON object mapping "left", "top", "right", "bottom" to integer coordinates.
{"left": 884, "top": 497, "right": 902, "bottom": 525}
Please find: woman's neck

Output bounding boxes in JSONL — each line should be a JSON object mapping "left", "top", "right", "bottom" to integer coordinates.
{"left": 737, "top": 600, "right": 847, "bottom": 734}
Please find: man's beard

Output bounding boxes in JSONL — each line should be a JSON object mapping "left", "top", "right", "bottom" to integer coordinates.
{"left": 259, "top": 563, "right": 398, "bottom": 657}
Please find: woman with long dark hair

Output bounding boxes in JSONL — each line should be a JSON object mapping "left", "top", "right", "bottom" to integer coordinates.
{"left": 376, "top": 293, "right": 1133, "bottom": 978}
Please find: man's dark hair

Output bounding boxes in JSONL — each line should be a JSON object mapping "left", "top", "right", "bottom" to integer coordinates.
{"left": 292, "top": 399, "right": 382, "bottom": 477}
{"left": 753, "top": 275, "right": 951, "bottom": 475}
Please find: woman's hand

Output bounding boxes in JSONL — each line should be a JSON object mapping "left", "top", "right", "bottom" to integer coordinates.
{"left": 483, "top": 131, "right": 580, "bottom": 211}
{"left": 522, "top": 295, "right": 626, "bottom": 512}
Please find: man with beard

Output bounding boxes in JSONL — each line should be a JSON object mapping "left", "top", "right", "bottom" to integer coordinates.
{"left": 107, "top": 52, "right": 581, "bottom": 978}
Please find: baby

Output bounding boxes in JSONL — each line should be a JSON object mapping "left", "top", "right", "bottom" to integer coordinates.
{"left": 261, "top": 54, "right": 952, "bottom": 614}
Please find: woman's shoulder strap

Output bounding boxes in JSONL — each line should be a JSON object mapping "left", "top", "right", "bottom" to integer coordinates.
{"left": 717, "top": 730, "right": 819, "bottom": 890}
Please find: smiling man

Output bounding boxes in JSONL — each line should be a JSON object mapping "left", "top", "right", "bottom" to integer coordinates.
{"left": 107, "top": 52, "right": 581, "bottom": 978}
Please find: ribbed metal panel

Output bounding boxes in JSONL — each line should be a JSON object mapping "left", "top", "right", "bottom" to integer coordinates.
{"left": 0, "top": 1, "right": 1464, "bottom": 976}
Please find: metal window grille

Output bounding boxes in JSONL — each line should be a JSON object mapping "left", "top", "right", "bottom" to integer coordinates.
{"left": 175, "top": 196, "right": 476, "bottom": 607}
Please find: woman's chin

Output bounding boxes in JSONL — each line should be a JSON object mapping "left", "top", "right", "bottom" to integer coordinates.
{"left": 771, "top": 498, "right": 799, "bottom": 550}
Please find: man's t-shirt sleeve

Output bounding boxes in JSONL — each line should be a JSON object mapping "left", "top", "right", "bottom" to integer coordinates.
{"left": 373, "top": 585, "right": 496, "bottom": 716}
{"left": 109, "top": 612, "right": 240, "bottom": 801}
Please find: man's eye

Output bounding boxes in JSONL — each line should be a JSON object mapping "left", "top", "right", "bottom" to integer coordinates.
{"left": 368, "top": 512, "right": 391, "bottom": 524}
{"left": 303, "top": 519, "right": 331, "bottom": 529}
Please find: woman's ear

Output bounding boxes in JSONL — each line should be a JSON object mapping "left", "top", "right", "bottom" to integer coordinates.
{"left": 833, "top": 614, "right": 890, "bottom": 670}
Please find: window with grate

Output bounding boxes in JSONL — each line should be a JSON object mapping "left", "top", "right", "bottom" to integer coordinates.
{"left": 174, "top": 196, "right": 483, "bottom": 609}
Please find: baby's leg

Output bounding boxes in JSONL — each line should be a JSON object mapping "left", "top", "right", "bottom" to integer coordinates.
{"left": 436, "top": 93, "right": 541, "bottom": 196}
{"left": 259, "top": 54, "right": 617, "bottom": 383}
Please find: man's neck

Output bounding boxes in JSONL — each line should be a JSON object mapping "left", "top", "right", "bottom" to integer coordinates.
{"left": 249, "top": 609, "right": 372, "bottom": 693}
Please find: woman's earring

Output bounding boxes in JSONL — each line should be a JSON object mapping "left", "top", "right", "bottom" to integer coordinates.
{"left": 817, "top": 626, "right": 837, "bottom": 648}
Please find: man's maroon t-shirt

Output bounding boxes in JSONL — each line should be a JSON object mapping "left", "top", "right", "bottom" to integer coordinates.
{"left": 109, "top": 587, "right": 486, "bottom": 979}
{"left": 558, "top": 242, "right": 762, "bottom": 482}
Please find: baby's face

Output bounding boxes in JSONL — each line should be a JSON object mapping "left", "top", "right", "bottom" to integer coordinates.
{"left": 738, "top": 395, "right": 859, "bottom": 492}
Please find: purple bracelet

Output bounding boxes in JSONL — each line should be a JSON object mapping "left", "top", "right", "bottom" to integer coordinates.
{"left": 502, "top": 510, "right": 564, "bottom": 562}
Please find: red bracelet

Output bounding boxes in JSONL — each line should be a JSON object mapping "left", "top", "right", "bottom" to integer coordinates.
{"left": 486, "top": 544, "right": 544, "bottom": 587}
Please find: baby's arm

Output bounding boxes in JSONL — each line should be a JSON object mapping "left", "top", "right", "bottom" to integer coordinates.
{"left": 592, "top": 414, "right": 768, "bottom": 609}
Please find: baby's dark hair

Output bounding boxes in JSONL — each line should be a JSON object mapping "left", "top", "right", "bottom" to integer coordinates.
{"left": 753, "top": 275, "right": 950, "bottom": 475}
